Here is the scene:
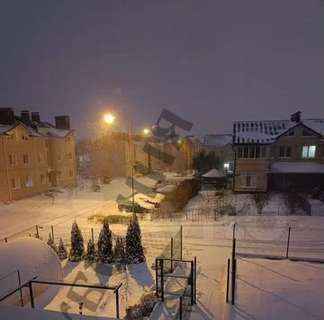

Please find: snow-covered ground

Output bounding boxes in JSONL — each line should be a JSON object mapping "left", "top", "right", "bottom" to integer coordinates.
{"left": 1, "top": 180, "right": 324, "bottom": 319}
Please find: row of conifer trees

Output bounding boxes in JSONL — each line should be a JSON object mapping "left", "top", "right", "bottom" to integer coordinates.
{"left": 47, "top": 214, "right": 145, "bottom": 264}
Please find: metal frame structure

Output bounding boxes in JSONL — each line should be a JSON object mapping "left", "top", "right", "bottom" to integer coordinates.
{"left": 0, "top": 278, "right": 123, "bottom": 319}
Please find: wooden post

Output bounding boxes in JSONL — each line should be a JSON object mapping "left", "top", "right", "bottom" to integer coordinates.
{"left": 286, "top": 226, "right": 291, "bottom": 259}
{"left": 233, "top": 223, "right": 236, "bottom": 241}
{"left": 226, "top": 258, "right": 230, "bottom": 303}
{"left": 232, "top": 238, "right": 236, "bottom": 262}
{"left": 4, "top": 237, "right": 7, "bottom": 243}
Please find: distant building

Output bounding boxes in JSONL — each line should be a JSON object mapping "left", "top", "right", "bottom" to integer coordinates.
{"left": 232, "top": 112, "right": 324, "bottom": 192}
{"left": 0, "top": 108, "right": 76, "bottom": 202}
{"left": 202, "top": 134, "right": 234, "bottom": 173}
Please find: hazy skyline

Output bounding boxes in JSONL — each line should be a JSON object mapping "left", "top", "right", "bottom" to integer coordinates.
{"left": 0, "top": 1, "right": 322, "bottom": 138}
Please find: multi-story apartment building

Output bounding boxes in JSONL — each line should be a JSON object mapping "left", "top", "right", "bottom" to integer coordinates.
{"left": 0, "top": 108, "right": 77, "bottom": 202}
{"left": 232, "top": 112, "right": 324, "bottom": 192}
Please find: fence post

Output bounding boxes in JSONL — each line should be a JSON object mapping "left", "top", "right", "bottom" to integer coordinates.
{"left": 17, "top": 270, "right": 24, "bottom": 307}
{"left": 233, "top": 223, "right": 236, "bottom": 241}
{"left": 190, "top": 260, "right": 194, "bottom": 305}
{"left": 160, "top": 259, "right": 164, "bottom": 302}
{"left": 170, "top": 238, "right": 174, "bottom": 273}
{"left": 28, "top": 282, "right": 35, "bottom": 308}
{"left": 286, "top": 226, "right": 291, "bottom": 259}
{"left": 226, "top": 258, "right": 230, "bottom": 303}
{"left": 155, "top": 258, "right": 159, "bottom": 297}
{"left": 115, "top": 288, "right": 120, "bottom": 319}
{"left": 179, "top": 296, "right": 183, "bottom": 320}
{"left": 231, "top": 259, "right": 236, "bottom": 305}
{"left": 232, "top": 238, "right": 236, "bottom": 262}
{"left": 180, "top": 225, "right": 183, "bottom": 260}
{"left": 51, "top": 225, "right": 54, "bottom": 242}
{"left": 194, "top": 256, "right": 197, "bottom": 304}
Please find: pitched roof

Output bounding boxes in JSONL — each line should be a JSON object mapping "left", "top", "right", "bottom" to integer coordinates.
{"left": 33, "top": 122, "right": 73, "bottom": 138}
{"left": 233, "top": 119, "right": 324, "bottom": 145}
{"left": 202, "top": 168, "right": 225, "bottom": 178}
{"left": 204, "top": 134, "right": 232, "bottom": 147}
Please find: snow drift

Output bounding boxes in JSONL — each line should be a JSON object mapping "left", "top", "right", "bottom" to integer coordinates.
{"left": 0, "top": 237, "right": 63, "bottom": 306}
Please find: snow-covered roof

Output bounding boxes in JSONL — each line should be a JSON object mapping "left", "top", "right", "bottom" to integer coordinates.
{"left": 233, "top": 119, "right": 324, "bottom": 144}
{"left": 202, "top": 168, "right": 225, "bottom": 178}
{"left": 203, "top": 134, "right": 232, "bottom": 147}
{"left": 0, "top": 124, "right": 14, "bottom": 135}
{"left": 270, "top": 161, "right": 324, "bottom": 174}
{"left": 35, "top": 123, "right": 73, "bottom": 138}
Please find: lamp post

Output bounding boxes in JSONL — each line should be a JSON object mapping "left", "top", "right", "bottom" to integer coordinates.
{"left": 103, "top": 112, "right": 135, "bottom": 213}
{"left": 142, "top": 128, "right": 152, "bottom": 174}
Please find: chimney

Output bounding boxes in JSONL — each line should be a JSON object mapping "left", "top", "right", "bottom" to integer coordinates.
{"left": 0, "top": 108, "right": 15, "bottom": 125}
{"left": 31, "top": 112, "right": 40, "bottom": 122}
{"left": 55, "top": 115, "right": 70, "bottom": 130}
{"left": 21, "top": 110, "right": 30, "bottom": 124}
{"left": 290, "top": 111, "right": 301, "bottom": 123}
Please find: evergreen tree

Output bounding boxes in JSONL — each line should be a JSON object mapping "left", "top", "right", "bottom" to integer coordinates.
{"left": 47, "top": 233, "right": 57, "bottom": 253}
{"left": 57, "top": 238, "right": 68, "bottom": 260}
{"left": 69, "top": 222, "right": 84, "bottom": 262}
{"left": 97, "top": 218, "right": 113, "bottom": 263}
{"left": 114, "top": 236, "right": 126, "bottom": 263}
{"left": 85, "top": 239, "right": 96, "bottom": 262}
{"left": 126, "top": 214, "right": 145, "bottom": 264}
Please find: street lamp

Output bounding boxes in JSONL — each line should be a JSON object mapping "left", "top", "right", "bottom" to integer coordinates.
{"left": 103, "top": 113, "right": 116, "bottom": 125}
{"left": 102, "top": 112, "right": 135, "bottom": 213}
{"left": 142, "top": 127, "right": 152, "bottom": 173}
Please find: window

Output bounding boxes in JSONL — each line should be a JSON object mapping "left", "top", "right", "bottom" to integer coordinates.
{"left": 279, "top": 146, "right": 291, "bottom": 158}
{"left": 11, "top": 177, "right": 21, "bottom": 190}
{"left": 9, "top": 154, "right": 16, "bottom": 165}
{"left": 288, "top": 130, "right": 294, "bottom": 136}
{"left": 237, "top": 146, "right": 267, "bottom": 159}
{"left": 23, "top": 153, "right": 29, "bottom": 164}
{"left": 25, "top": 176, "right": 33, "bottom": 188}
{"left": 58, "top": 154, "right": 62, "bottom": 161}
{"left": 38, "top": 153, "right": 43, "bottom": 163}
{"left": 69, "top": 170, "right": 74, "bottom": 177}
{"left": 302, "top": 145, "right": 316, "bottom": 159}
{"left": 240, "top": 172, "right": 256, "bottom": 188}
{"left": 67, "top": 152, "right": 73, "bottom": 159}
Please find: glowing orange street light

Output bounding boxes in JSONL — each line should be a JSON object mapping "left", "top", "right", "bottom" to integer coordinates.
{"left": 103, "top": 113, "right": 115, "bottom": 125}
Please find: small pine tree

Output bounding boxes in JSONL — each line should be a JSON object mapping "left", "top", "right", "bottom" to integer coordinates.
{"left": 114, "top": 236, "right": 126, "bottom": 263}
{"left": 97, "top": 218, "right": 113, "bottom": 263}
{"left": 126, "top": 214, "right": 145, "bottom": 264}
{"left": 69, "top": 222, "right": 84, "bottom": 262}
{"left": 85, "top": 239, "right": 96, "bottom": 262}
{"left": 47, "top": 233, "right": 57, "bottom": 253}
{"left": 57, "top": 238, "right": 68, "bottom": 260}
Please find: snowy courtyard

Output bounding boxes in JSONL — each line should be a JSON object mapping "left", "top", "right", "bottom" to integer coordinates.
{"left": 1, "top": 179, "right": 324, "bottom": 319}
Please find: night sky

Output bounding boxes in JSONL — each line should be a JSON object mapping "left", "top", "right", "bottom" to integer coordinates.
{"left": 0, "top": 1, "right": 322, "bottom": 138}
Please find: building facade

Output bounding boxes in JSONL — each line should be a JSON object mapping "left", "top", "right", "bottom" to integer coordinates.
{"left": 0, "top": 108, "right": 77, "bottom": 202}
{"left": 233, "top": 112, "right": 324, "bottom": 192}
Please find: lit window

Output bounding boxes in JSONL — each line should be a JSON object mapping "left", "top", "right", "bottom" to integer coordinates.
{"left": 302, "top": 145, "right": 316, "bottom": 159}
